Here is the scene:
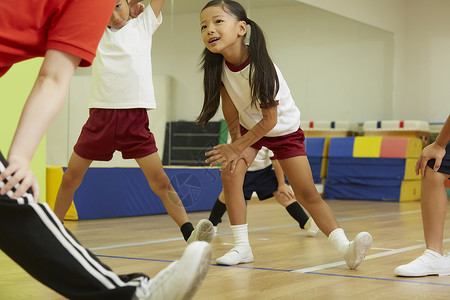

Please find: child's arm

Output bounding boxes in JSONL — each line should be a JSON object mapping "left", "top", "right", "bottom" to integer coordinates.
{"left": 206, "top": 85, "right": 276, "bottom": 170}
{"left": 128, "top": 0, "right": 142, "bottom": 6}
{"left": 0, "top": 50, "right": 80, "bottom": 201}
{"left": 434, "top": 115, "right": 450, "bottom": 148}
{"left": 233, "top": 106, "right": 277, "bottom": 152}
{"left": 129, "top": 0, "right": 145, "bottom": 18}
{"left": 416, "top": 114, "right": 450, "bottom": 176}
{"left": 217, "top": 105, "right": 276, "bottom": 170}
{"left": 150, "top": 0, "right": 165, "bottom": 17}
{"left": 221, "top": 85, "right": 241, "bottom": 142}
{"left": 205, "top": 86, "right": 258, "bottom": 170}
{"left": 272, "top": 159, "right": 294, "bottom": 201}
{"left": 129, "top": 1, "right": 164, "bottom": 21}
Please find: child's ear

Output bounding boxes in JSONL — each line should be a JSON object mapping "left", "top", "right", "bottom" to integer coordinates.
{"left": 238, "top": 21, "right": 247, "bottom": 37}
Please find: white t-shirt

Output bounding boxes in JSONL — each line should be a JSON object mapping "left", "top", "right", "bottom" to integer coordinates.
{"left": 89, "top": 7, "right": 162, "bottom": 109}
{"left": 221, "top": 61, "right": 301, "bottom": 137}
{"left": 248, "top": 147, "right": 273, "bottom": 171}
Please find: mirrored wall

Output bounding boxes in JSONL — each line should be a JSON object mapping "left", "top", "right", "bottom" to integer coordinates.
{"left": 47, "top": 0, "right": 394, "bottom": 167}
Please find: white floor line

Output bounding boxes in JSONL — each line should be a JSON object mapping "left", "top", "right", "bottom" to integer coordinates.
{"left": 337, "top": 210, "right": 420, "bottom": 222}
{"left": 371, "top": 247, "right": 396, "bottom": 251}
{"left": 89, "top": 237, "right": 183, "bottom": 250}
{"left": 218, "top": 210, "right": 422, "bottom": 236}
{"left": 89, "top": 209, "right": 422, "bottom": 251}
{"left": 292, "top": 238, "right": 450, "bottom": 273}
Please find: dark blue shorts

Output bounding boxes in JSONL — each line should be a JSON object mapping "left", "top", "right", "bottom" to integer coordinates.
{"left": 427, "top": 142, "right": 450, "bottom": 176}
{"left": 243, "top": 165, "right": 288, "bottom": 200}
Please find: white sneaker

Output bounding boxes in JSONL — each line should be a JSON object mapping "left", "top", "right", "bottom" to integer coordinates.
{"left": 133, "top": 241, "right": 212, "bottom": 300}
{"left": 344, "top": 232, "right": 372, "bottom": 270}
{"left": 213, "top": 226, "right": 218, "bottom": 235}
{"left": 216, "top": 245, "right": 254, "bottom": 266}
{"left": 187, "top": 219, "right": 214, "bottom": 244}
{"left": 304, "top": 218, "right": 320, "bottom": 237}
{"left": 394, "top": 249, "right": 450, "bottom": 277}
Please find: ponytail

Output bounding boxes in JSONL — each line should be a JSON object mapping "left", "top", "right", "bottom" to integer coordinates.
{"left": 197, "top": 0, "right": 279, "bottom": 127}
{"left": 246, "top": 18, "right": 279, "bottom": 109}
{"left": 196, "top": 49, "right": 223, "bottom": 127}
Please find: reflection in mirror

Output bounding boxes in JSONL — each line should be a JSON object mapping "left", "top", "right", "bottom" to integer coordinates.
{"left": 155, "top": 0, "right": 394, "bottom": 166}
{"left": 47, "top": 0, "right": 393, "bottom": 168}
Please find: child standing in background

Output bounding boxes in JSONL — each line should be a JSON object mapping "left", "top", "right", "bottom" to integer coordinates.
{"left": 198, "top": 0, "right": 372, "bottom": 267}
{"left": 0, "top": 0, "right": 211, "bottom": 299}
{"left": 53, "top": 0, "right": 214, "bottom": 244}
{"left": 209, "top": 147, "right": 319, "bottom": 237}
{"left": 395, "top": 115, "right": 450, "bottom": 277}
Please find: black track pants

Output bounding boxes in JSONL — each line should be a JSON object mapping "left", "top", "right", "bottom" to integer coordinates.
{"left": 0, "top": 151, "right": 146, "bottom": 300}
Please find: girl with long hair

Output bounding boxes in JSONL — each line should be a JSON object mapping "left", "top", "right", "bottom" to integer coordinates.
{"left": 198, "top": 0, "right": 372, "bottom": 268}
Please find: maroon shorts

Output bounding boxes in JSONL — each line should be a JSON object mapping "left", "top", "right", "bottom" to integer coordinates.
{"left": 74, "top": 108, "right": 158, "bottom": 161}
{"left": 240, "top": 125, "right": 307, "bottom": 160}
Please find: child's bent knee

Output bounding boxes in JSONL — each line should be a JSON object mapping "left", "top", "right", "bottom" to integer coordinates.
{"left": 150, "top": 173, "right": 171, "bottom": 193}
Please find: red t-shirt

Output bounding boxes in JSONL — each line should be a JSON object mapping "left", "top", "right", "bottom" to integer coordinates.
{"left": 0, "top": 0, "right": 116, "bottom": 77}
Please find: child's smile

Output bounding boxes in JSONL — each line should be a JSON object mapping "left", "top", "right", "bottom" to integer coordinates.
{"left": 200, "top": 5, "right": 246, "bottom": 60}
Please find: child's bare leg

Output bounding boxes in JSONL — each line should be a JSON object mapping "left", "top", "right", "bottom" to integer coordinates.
{"left": 394, "top": 167, "right": 450, "bottom": 277}
{"left": 279, "top": 156, "right": 372, "bottom": 269}
{"left": 216, "top": 152, "right": 257, "bottom": 266}
{"left": 218, "top": 191, "right": 226, "bottom": 203}
{"left": 278, "top": 156, "right": 339, "bottom": 235}
{"left": 136, "top": 153, "right": 189, "bottom": 227}
{"left": 422, "top": 166, "right": 448, "bottom": 255}
{"left": 53, "top": 152, "right": 92, "bottom": 221}
{"left": 221, "top": 164, "right": 248, "bottom": 225}
{"left": 276, "top": 192, "right": 319, "bottom": 235}
{"left": 136, "top": 153, "right": 214, "bottom": 243}
{"left": 275, "top": 192, "right": 296, "bottom": 207}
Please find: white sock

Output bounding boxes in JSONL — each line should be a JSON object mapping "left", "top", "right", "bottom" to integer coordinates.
{"left": 425, "top": 249, "right": 443, "bottom": 259}
{"left": 328, "top": 228, "right": 350, "bottom": 256}
{"left": 231, "top": 224, "right": 250, "bottom": 247}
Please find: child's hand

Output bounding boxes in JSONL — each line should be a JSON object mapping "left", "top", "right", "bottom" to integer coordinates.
{"left": 130, "top": 3, "right": 145, "bottom": 18}
{"left": 274, "top": 183, "right": 294, "bottom": 203}
{"left": 0, "top": 159, "right": 39, "bottom": 202}
{"left": 205, "top": 144, "right": 240, "bottom": 171}
{"left": 415, "top": 142, "right": 446, "bottom": 177}
{"left": 205, "top": 144, "right": 253, "bottom": 172}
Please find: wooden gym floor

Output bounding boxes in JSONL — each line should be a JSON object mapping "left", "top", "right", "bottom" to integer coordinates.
{"left": 1, "top": 198, "right": 450, "bottom": 299}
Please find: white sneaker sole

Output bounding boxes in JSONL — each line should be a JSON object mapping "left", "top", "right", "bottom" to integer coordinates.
{"left": 176, "top": 242, "right": 212, "bottom": 300}
{"left": 345, "top": 232, "right": 372, "bottom": 270}
{"left": 394, "top": 267, "right": 450, "bottom": 277}
{"left": 187, "top": 219, "right": 214, "bottom": 244}
{"left": 395, "top": 269, "right": 435, "bottom": 277}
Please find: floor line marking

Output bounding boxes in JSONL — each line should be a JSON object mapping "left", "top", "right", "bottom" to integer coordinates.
{"left": 337, "top": 210, "right": 420, "bottom": 222}
{"left": 292, "top": 238, "right": 450, "bottom": 273}
{"left": 96, "top": 254, "right": 173, "bottom": 263}
{"left": 304, "top": 272, "right": 450, "bottom": 287}
{"left": 89, "top": 237, "right": 183, "bottom": 250}
{"left": 87, "top": 209, "right": 421, "bottom": 250}
{"left": 371, "top": 247, "right": 396, "bottom": 251}
{"left": 94, "top": 254, "right": 450, "bottom": 287}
